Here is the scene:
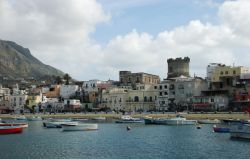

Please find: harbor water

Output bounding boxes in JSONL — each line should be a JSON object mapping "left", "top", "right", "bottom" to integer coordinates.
{"left": 0, "top": 121, "right": 250, "bottom": 159}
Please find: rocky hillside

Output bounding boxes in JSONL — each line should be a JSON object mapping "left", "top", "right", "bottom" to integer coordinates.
{"left": 0, "top": 39, "right": 64, "bottom": 79}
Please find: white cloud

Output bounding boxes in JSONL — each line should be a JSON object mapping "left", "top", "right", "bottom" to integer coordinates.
{"left": 1, "top": 0, "right": 250, "bottom": 80}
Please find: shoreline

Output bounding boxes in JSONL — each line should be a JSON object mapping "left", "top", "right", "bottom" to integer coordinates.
{"left": 1, "top": 112, "right": 250, "bottom": 120}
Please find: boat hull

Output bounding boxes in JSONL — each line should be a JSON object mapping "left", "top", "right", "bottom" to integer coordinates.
{"left": 62, "top": 124, "right": 98, "bottom": 131}
{"left": 144, "top": 117, "right": 197, "bottom": 125}
{"left": 0, "top": 123, "right": 28, "bottom": 128}
{"left": 230, "top": 123, "right": 250, "bottom": 139}
{"left": 115, "top": 120, "right": 143, "bottom": 123}
{"left": 0, "top": 126, "right": 23, "bottom": 134}
{"left": 213, "top": 124, "right": 230, "bottom": 133}
{"left": 43, "top": 121, "right": 78, "bottom": 128}
{"left": 198, "top": 119, "right": 220, "bottom": 124}
{"left": 165, "top": 119, "right": 197, "bottom": 125}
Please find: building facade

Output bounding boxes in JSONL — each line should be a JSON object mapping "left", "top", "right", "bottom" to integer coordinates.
{"left": 119, "top": 71, "right": 160, "bottom": 88}
{"left": 60, "top": 84, "right": 79, "bottom": 99}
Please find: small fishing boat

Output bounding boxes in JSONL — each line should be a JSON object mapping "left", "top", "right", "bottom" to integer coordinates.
{"left": 92, "top": 117, "right": 106, "bottom": 120}
{"left": 164, "top": 116, "right": 197, "bottom": 125}
{"left": 213, "top": 124, "right": 230, "bottom": 133}
{"left": 13, "top": 116, "right": 27, "bottom": 120}
{"left": 62, "top": 123, "right": 98, "bottom": 131}
{"left": 230, "top": 122, "right": 250, "bottom": 139}
{"left": 0, "top": 126, "right": 23, "bottom": 134}
{"left": 27, "top": 116, "right": 43, "bottom": 121}
{"left": 43, "top": 121, "right": 78, "bottom": 128}
{"left": 144, "top": 117, "right": 168, "bottom": 125}
{"left": 0, "top": 123, "right": 28, "bottom": 128}
{"left": 115, "top": 115, "right": 143, "bottom": 123}
{"left": 198, "top": 119, "right": 220, "bottom": 124}
{"left": 72, "top": 118, "right": 88, "bottom": 122}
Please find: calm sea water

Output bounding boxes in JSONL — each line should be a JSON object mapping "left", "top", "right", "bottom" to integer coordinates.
{"left": 0, "top": 120, "right": 250, "bottom": 159}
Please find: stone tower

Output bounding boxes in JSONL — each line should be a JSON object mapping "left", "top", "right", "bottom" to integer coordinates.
{"left": 167, "top": 57, "right": 190, "bottom": 78}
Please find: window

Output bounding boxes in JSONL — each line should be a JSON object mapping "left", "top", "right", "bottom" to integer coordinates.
{"left": 164, "top": 85, "right": 168, "bottom": 89}
{"left": 178, "top": 84, "right": 184, "bottom": 89}
{"left": 144, "top": 96, "right": 147, "bottom": 102}
{"left": 149, "top": 96, "right": 153, "bottom": 102}
{"left": 211, "top": 98, "right": 214, "bottom": 102}
{"left": 159, "top": 85, "right": 162, "bottom": 90}
{"left": 225, "top": 71, "right": 228, "bottom": 75}
{"left": 136, "top": 77, "right": 139, "bottom": 83}
{"left": 164, "top": 92, "right": 168, "bottom": 95}
{"left": 134, "top": 96, "right": 139, "bottom": 102}
{"left": 159, "top": 92, "right": 162, "bottom": 96}
{"left": 233, "top": 70, "right": 236, "bottom": 74}
{"left": 220, "top": 71, "right": 223, "bottom": 75}
{"left": 154, "top": 86, "right": 157, "bottom": 89}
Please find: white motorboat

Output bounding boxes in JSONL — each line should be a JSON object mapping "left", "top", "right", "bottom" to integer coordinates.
{"left": 164, "top": 116, "right": 197, "bottom": 125}
{"left": 27, "top": 116, "right": 43, "bottom": 121}
{"left": 115, "top": 115, "right": 143, "bottom": 123}
{"left": 43, "top": 121, "right": 78, "bottom": 128}
{"left": 92, "top": 117, "right": 106, "bottom": 120}
{"left": 13, "top": 116, "right": 27, "bottom": 120}
{"left": 62, "top": 123, "right": 98, "bottom": 131}
{"left": 230, "top": 122, "right": 250, "bottom": 139}
{"left": 198, "top": 119, "right": 220, "bottom": 124}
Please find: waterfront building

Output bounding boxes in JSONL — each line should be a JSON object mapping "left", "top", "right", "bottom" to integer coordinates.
{"left": 101, "top": 87, "right": 128, "bottom": 111}
{"left": 126, "top": 84, "right": 158, "bottom": 112}
{"left": 60, "top": 84, "right": 79, "bottom": 99}
{"left": 192, "top": 95, "right": 229, "bottom": 111}
{"left": 43, "top": 85, "right": 60, "bottom": 98}
{"left": 9, "top": 87, "right": 27, "bottom": 114}
{"left": 0, "top": 85, "right": 11, "bottom": 113}
{"left": 63, "top": 99, "right": 81, "bottom": 111}
{"left": 101, "top": 84, "right": 158, "bottom": 112}
{"left": 83, "top": 80, "right": 103, "bottom": 93}
{"left": 119, "top": 71, "right": 160, "bottom": 89}
{"left": 26, "top": 91, "right": 42, "bottom": 111}
{"left": 155, "top": 80, "right": 169, "bottom": 111}
{"left": 167, "top": 76, "right": 206, "bottom": 111}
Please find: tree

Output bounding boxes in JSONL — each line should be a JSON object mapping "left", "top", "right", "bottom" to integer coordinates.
{"left": 63, "top": 73, "right": 71, "bottom": 85}
{"left": 55, "top": 76, "right": 62, "bottom": 84}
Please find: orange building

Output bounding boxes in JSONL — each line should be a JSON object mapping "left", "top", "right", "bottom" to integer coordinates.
{"left": 43, "top": 85, "right": 60, "bottom": 98}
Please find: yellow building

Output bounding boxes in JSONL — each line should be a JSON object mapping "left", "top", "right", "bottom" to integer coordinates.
{"left": 211, "top": 66, "right": 249, "bottom": 82}
{"left": 27, "top": 93, "right": 42, "bottom": 109}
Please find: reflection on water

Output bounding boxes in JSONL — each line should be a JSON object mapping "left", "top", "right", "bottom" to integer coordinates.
{"left": 0, "top": 120, "right": 250, "bottom": 159}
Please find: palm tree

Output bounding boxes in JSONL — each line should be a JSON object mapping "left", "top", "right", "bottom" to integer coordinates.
{"left": 63, "top": 73, "right": 71, "bottom": 85}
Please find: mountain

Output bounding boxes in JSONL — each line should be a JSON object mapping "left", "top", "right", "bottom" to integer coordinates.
{"left": 0, "top": 39, "right": 64, "bottom": 80}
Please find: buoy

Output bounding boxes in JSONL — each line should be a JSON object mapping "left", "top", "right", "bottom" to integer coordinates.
{"left": 127, "top": 126, "right": 131, "bottom": 131}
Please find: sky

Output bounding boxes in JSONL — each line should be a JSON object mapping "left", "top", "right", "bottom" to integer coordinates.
{"left": 1, "top": 0, "right": 250, "bottom": 81}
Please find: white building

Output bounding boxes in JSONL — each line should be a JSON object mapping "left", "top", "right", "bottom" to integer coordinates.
{"left": 101, "top": 84, "right": 158, "bottom": 112}
{"left": 9, "top": 84, "right": 27, "bottom": 113}
{"left": 83, "top": 80, "right": 102, "bottom": 93}
{"left": 64, "top": 99, "right": 81, "bottom": 110}
{"left": 102, "top": 87, "right": 128, "bottom": 111}
{"left": 9, "top": 94, "right": 27, "bottom": 113}
{"left": 60, "top": 85, "right": 79, "bottom": 99}
{"left": 156, "top": 81, "right": 169, "bottom": 111}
